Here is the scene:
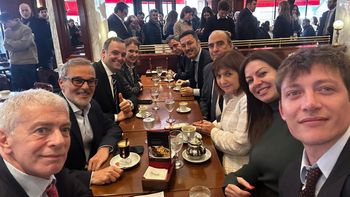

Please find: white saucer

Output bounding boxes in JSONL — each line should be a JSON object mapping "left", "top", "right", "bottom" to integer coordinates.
{"left": 182, "top": 149, "right": 211, "bottom": 163}
{"left": 173, "top": 86, "right": 181, "bottom": 91}
{"left": 182, "top": 132, "right": 202, "bottom": 143}
{"left": 164, "top": 78, "right": 174, "bottom": 82}
{"left": 176, "top": 107, "right": 191, "bottom": 113}
{"left": 136, "top": 112, "right": 152, "bottom": 118}
{"left": 110, "top": 152, "right": 141, "bottom": 169}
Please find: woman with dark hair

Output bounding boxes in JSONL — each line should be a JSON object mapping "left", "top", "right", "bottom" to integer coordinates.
{"left": 224, "top": 51, "right": 302, "bottom": 197}
{"left": 125, "top": 15, "right": 142, "bottom": 42}
{"left": 173, "top": 6, "right": 193, "bottom": 36}
{"left": 192, "top": 50, "right": 249, "bottom": 174}
{"left": 291, "top": 5, "right": 302, "bottom": 36}
{"left": 164, "top": 10, "right": 178, "bottom": 38}
{"left": 196, "top": 6, "right": 214, "bottom": 41}
{"left": 273, "top": 1, "right": 293, "bottom": 38}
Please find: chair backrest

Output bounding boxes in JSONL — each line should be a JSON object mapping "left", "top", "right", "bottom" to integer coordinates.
{"left": 0, "top": 74, "right": 10, "bottom": 90}
{"left": 36, "top": 67, "right": 60, "bottom": 92}
{"left": 33, "top": 82, "right": 54, "bottom": 92}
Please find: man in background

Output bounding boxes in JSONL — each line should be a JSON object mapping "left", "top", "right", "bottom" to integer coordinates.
{"left": 236, "top": 0, "right": 258, "bottom": 40}
{"left": 107, "top": 2, "right": 130, "bottom": 40}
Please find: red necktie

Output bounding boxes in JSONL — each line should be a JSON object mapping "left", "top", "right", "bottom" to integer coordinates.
{"left": 299, "top": 167, "right": 322, "bottom": 197}
{"left": 45, "top": 182, "right": 59, "bottom": 197}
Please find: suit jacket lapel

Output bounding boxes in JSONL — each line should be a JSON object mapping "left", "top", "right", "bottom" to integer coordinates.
{"left": 96, "top": 61, "right": 115, "bottom": 107}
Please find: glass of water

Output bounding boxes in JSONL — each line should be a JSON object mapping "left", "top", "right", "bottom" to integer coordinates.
{"left": 156, "top": 66, "right": 163, "bottom": 77}
{"left": 170, "top": 130, "right": 184, "bottom": 169}
{"left": 165, "top": 97, "right": 176, "bottom": 124}
{"left": 189, "top": 185, "right": 211, "bottom": 197}
{"left": 151, "top": 87, "right": 160, "bottom": 110}
{"left": 143, "top": 117, "right": 155, "bottom": 130}
{"left": 152, "top": 74, "right": 160, "bottom": 87}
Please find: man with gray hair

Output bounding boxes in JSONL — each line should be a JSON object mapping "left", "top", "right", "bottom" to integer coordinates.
{"left": 0, "top": 89, "right": 91, "bottom": 196}
{"left": 59, "top": 57, "right": 123, "bottom": 186}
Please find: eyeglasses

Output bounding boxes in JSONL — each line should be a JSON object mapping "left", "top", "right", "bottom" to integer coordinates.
{"left": 64, "top": 77, "right": 98, "bottom": 87}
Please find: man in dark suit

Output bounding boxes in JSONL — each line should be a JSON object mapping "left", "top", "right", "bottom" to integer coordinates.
{"left": 202, "top": 0, "right": 235, "bottom": 41}
{"left": 107, "top": 2, "right": 130, "bottom": 40}
{"left": 277, "top": 46, "right": 350, "bottom": 197}
{"left": 93, "top": 37, "right": 137, "bottom": 122}
{"left": 143, "top": 9, "right": 163, "bottom": 45}
{"left": 177, "top": 30, "right": 212, "bottom": 98}
{"left": 0, "top": 89, "right": 91, "bottom": 196}
{"left": 236, "top": 0, "right": 258, "bottom": 40}
{"left": 317, "top": 0, "right": 336, "bottom": 42}
{"left": 19, "top": 3, "right": 53, "bottom": 69}
{"left": 58, "top": 57, "right": 123, "bottom": 186}
{"left": 165, "top": 35, "right": 191, "bottom": 80}
{"left": 200, "top": 30, "right": 233, "bottom": 121}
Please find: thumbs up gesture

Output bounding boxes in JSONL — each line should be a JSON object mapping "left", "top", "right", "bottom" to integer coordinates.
{"left": 119, "top": 93, "right": 132, "bottom": 113}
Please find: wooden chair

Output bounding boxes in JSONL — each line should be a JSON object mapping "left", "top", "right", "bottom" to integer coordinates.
{"left": 33, "top": 82, "right": 54, "bottom": 92}
{"left": 36, "top": 67, "right": 60, "bottom": 92}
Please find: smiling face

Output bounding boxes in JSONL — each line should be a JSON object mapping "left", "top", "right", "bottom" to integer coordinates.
{"left": 280, "top": 64, "right": 350, "bottom": 153}
{"left": 125, "top": 43, "right": 139, "bottom": 64}
{"left": 102, "top": 40, "right": 126, "bottom": 72}
{"left": 208, "top": 31, "right": 232, "bottom": 60}
{"left": 59, "top": 65, "right": 96, "bottom": 109}
{"left": 180, "top": 34, "right": 201, "bottom": 60}
{"left": 245, "top": 60, "right": 279, "bottom": 103}
{"left": 168, "top": 39, "right": 183, "bottom": 55}
{"left": 1, "top": 104, "right": 70, "bottom": 179}
{"left": 216, "top": 67, "right": 240, "bottom": 94}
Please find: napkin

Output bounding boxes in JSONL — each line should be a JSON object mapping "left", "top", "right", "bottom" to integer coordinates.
{"left": 143, "top": 166, "right": 168, "bottom": 180}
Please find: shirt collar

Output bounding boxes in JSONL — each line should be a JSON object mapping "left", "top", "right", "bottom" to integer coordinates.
{"left": 193, "top": 48, "right": 202, "bottom": 62}
{"left": 101, "top": 60, "right": 114, "bottom": 77}
{"left": 300, "top": 125, "right": 350, "bottom": 183}
{"left": 217, "top": 14, "right": 228, "bottom": 20}
{"left": 3, "top": 159, "right": 55, "bottom": 197}
{"left": 114, "top": 13, "right": 124, "bottom": 22}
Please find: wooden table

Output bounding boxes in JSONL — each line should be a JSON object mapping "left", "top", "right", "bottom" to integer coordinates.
{"left": 138, "top": 85, "right": 194, "bottom": 102}
{"left": 91, "top": 132, "right": 225, "bottom": 197}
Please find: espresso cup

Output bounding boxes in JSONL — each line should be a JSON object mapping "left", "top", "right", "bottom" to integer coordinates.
{"left": 181, "top": 125, "right": 196, "bottom": 142}
{"left": 179, "top": 101, "right": 188, "bottom": 111}
{"left": 138, "top": 105, "right": 148, "bottom": 118}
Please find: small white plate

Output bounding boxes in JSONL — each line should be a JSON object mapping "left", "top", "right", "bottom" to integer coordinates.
{"left": 176, "top": 107, "right": 191, "bottom": 113}
{"left": 110, "top": 152, "right": 141, "bottom": 169}
{"left": 173, "top": 86, "right": 181, "bottom": 91}
{"left": 164, "top": 78, "right": 174, "bottom": 82}
{"left": 182, "top": 149, "right": 211, "bottom": 163}
{"left": 135, "top": 112, "right": 152, "bottom": 118}
{"left": 183, "top": 132, "right": 202, "bottom": 143}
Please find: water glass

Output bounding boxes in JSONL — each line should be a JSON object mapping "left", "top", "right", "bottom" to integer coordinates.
{"left": 189, "top": 186, "right": 211, "bottom": 197}
{"left": 170, "top": 130, "right": 184, "bottom": 169}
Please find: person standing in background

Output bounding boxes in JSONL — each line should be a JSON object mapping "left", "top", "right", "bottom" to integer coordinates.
{"left": 107, "top": 2, "right": 130, "bottom": 40}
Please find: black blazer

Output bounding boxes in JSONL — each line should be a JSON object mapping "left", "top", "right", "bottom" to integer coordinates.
{"left": 92, "top": 60, "right": 138, "bottom": 121}
{"left": 200, "top": 62, "right": 219, "bottom": 121}
{"left": 279, "top": 137, "right": 350, "bottom": 197}
{"left": 0, "top": 157, "right": 92, "bottom": 197}
{"left": 62, "top": 95, "right": 122, "bottom": 185}
{"left": 189, "top": 49, "right": 212, "bottom": 90}
{"left": 120, "top": 63, "right": 142, "bottom": 95}
{"left": 174, "top": 54, "right": 192, "bottom": 80}
{"left": 317, "top": 9, "right": 336, "bottom": 42}
{"left": 107, "top": 14, "right": 130, "bottom": 40}
{"left": 272, "top": 15, "right": 293, "bottom": 38}
{"left": 202, "top": 15, "right": 236, "bottom": 41}
{"left": 143, "top": 20, "right": 162, "bottom": 45}
{"left": 236, "top": 8, "right": 258, "bottom": 40}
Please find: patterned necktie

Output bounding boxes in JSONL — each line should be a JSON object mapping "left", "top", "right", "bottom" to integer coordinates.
{"left": 45, "top": 182, "right": 59, "bottom": 197}
{"left": 111, "top": 73, "right": 119, "bottom": 107}
{"left": 191, "top": 61, "right": 198, "bottom": 87}
{"left": 300, "top": 167, "right": 322, "bottom": 197}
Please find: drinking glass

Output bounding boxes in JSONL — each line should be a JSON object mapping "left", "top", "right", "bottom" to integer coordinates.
{"left": 170, "top": 130, "right": 184, "bottom": 169}
{"left": 152, "top": 74, "right": 160, "bottom": 87}
{"left": 156, "top": 66, "right": 163, "bottom": 77}
{"left": 189, "top": 185, "right": 211, "bottom": 197}
{"left": 165, "top": 71, "right": 173, "bottom": 89}
{"left": 165, "top": 97, "right": 176, "bottom": 124}
{"left": 151, "top": 87, "right": 160, "bottom": 110}
{"left": 117, "top": 139, "right": 131, "bottom": 166}
{"left": 143, "top": 117, "right": 155, "bottom": 130}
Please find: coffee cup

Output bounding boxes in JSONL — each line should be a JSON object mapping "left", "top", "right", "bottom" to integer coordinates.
{"left": 179, "top": 101, "right": 188, "bottom": 111}
{"left": 138, "top": 105, "right": 148, "bottom": 118}
{"left": 181, "top": 125, "right": 196, "bottom": 142}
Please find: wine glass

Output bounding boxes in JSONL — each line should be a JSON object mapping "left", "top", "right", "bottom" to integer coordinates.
{"left": 117, "top": 139, "right": 131, "bottom": 166}
{"left": 165, "top": 97, "right": 176, "bottom": 124}
{"left": 143, "top": 117, "right": 155, "bottom": 144}
{"left": 156, "top": 66, "right": 163, "bottom": 78}
{"left": 165, "top": 71, "right": 173, "bottom": 89}
{"left": 151, "top": 87, "right": 160, "bottom": 110}
{"left": 152, "top": 74, "right": 160, "bottom": 87}
{"left": 170, "top": 130, "right": 184, "bottom": 169}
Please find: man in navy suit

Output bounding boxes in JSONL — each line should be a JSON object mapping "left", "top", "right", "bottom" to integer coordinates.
{"left": 236, "top": 0, "right": 258, "bottom": 40}
{"left": 277, "top": 46, "right": 350, "bottom": 197}
{"left": 177, "top": 30, "right": 212, "bottom": 98}
{"left": 59, "top": 57, "right": 123, "bottom": 186}
{"left": 93, "top": 37, "right": 137, "bottom": 122}
{"left": 107, "top": 2, "right": 130, "bottom": 40}
{"left": 317, "top": 0, "right": 337, "bottom": 41}
{"left": 0, "top": 89, "right": 91, "bottom": 196}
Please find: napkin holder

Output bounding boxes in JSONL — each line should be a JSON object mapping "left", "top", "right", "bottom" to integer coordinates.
{"left": 142, "top": 130, "right": 175, "bottom": 191}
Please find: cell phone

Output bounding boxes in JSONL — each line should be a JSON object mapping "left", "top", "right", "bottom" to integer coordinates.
{"left": 130, "top": 146, "right": 144, "bottom": 155}
{"left": 138, "top": 99, "right": 153, "bottom": 104}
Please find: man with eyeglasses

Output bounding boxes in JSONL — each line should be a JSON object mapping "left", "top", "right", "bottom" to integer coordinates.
{"left": 58, "top": 57, "right": 123, "bottom": 186}
{"left": 93, "top": 37, "right": 138, "bottom": 122}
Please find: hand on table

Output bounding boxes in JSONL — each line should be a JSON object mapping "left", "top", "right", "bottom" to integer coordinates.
{"left": 176, "top": 79, "right": 188, "bottom": 86}
{"left": 117, "top": 110, "right": 133, "bottom": 122}
{"left": 90, "top": 165, "right": 123, "bottom": 185}
{"left": 192, "top": 120, "right": 215, "bottom": 135}
{"left": 88, "top": 147, "right": 110, "bottom": 171}
{"left": 225, "top": 177, "right": 255, "bottom": 197}
{"left": 180, "top": 87, "right": 193, "bottom": 96}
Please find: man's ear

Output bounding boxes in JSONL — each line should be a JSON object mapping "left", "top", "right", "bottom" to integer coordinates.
{"left": 279, "top": 100, "right": 287, "bottom": 121}
{"left": 58, "top": 77, "right": 64, "bottom": 90}
{"left": 0, "top": 129, "right": 11, "bottom": 153}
